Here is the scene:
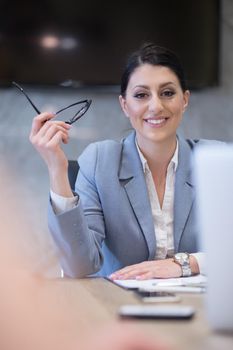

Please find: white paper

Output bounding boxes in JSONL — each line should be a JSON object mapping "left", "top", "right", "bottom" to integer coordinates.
{"left": 113, "top": 274, "right": 206, "bottom": 291}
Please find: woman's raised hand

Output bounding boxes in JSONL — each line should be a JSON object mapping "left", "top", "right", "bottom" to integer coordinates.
{"left": 30, "top": 112, "right": 73, "bottom": 197}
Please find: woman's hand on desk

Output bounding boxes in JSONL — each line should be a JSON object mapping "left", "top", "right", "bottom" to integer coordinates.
{"left": 109, "top": 259, "right": 182, "bottom": 280}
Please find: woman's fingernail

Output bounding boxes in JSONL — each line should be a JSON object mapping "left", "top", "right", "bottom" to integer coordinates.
{"left": 135, "top": 275, "right": 142, "bottom": 280}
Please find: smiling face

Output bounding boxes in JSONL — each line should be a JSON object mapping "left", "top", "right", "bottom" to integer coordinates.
{"left": 119, "top": 64, "right": 190, "bottom": 150}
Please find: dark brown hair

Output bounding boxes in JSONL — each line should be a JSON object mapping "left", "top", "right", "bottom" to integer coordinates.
{"left": 120, "top": 43, "right": 187, "bottom": 97}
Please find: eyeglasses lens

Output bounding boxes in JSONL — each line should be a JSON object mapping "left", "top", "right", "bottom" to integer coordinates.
{"left": 55, "top": 102, "right": 90, "bottom": 123}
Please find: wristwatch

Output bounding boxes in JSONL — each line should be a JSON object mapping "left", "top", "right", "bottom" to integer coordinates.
{"left": 173, "top": 252, "right": 192, "bottom": 277}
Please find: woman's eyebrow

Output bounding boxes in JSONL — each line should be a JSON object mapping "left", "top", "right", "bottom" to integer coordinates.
{"left": 159, "top": 82, "right": 177, "bottom": 88}
{"left": 132, "top": 85, "right": 149, "bottom": 90}
{"left": 133, "top": 82, "right": 177, "bottom": 90}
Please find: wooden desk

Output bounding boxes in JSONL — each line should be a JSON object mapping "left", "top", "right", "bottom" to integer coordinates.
{"left": 43, "top": 277, "right": 233, "bottom": 350}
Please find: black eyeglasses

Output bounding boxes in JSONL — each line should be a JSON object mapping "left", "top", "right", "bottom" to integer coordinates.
{"left": 12, "top": 81, "right": 92, "bottom": 125}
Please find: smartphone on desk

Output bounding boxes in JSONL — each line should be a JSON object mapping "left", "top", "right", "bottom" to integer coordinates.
{"left": 118, "top": 305, "right": 195, "bottom": 320}
{"left": 134, "top": 290, "right": 181, "bottom": 303}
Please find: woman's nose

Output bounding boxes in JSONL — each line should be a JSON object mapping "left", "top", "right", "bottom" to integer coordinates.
{"left": 148, "top": 95, "right": 163, "bottom": 114}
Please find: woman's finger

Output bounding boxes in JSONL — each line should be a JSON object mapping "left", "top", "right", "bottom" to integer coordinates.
{"left": 39, "top": 122, "right": 70, "bottom": 143}
{"left": 30, "top": 112, "right": 55, "bottom": 138}
{"left": 111, "top": 265, "right": 150, "bottom": 280}
{"left": 46, "top": 131, "right": 69, "bottom": 149}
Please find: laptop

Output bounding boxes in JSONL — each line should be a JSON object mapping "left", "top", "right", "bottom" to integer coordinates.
{"left": 194, "top": 143, "right": 233, "bottom": 332}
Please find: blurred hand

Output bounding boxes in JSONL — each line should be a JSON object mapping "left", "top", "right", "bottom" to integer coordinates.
{"left": 109, "top": 259, "right": 182, "bottom": 280}
{"left": 83, "top": 322, "right": 169, "bottom": 350}
{"left": 0, "top": 166, "right": 170, "bottom": 350}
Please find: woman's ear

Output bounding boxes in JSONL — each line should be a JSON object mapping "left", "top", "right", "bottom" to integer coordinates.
{"left": 183, "top": 90, "right": 190, "bottom": 112}
{"left": 119, "top": 95, "right": 129, "bottom": 117}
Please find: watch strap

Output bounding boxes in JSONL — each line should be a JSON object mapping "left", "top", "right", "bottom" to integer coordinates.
{"left": 173, "top": 253, "right": 192, "bottom": 277}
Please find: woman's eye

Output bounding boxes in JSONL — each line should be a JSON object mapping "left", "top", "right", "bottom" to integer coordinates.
{"left": 161, "top": 90, "right": 175, "bottom": 97}
{"left": 134, "top": 92, "right": 148, "bottom": 99}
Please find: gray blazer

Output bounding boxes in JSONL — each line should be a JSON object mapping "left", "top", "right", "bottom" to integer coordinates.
{"left": 48, "top": 132, "right": 214, "bottom": 277}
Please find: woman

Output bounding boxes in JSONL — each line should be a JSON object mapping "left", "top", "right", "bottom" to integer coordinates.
{"left": 30, "top": 43, "right": 210, "bottom": 278}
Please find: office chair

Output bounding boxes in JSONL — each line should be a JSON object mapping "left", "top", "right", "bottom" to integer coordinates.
{"left": 68, "top": 160, "right": 79, "bottom": 191}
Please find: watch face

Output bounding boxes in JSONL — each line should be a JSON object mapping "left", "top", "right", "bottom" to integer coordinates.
{"left": 175, "top": 253, "right": 189, "bottom": 264}
{"left": 174, "top": 253, "right": 191, "bottom": 277}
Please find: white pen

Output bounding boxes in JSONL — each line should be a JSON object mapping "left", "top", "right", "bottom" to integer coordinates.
{"left": 139, "top": 286, "right": 206, "bottom": 294}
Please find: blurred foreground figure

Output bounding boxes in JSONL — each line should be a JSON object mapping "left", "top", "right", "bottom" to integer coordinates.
{"left": 0, "top": 162, "right": 168, "bottom": 350}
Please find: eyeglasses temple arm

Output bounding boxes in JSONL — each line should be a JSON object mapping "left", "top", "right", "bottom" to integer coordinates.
{"left": 12, "top": 81, "right": 41, "bottom": 114}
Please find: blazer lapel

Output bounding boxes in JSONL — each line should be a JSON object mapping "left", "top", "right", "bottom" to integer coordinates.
{"left": 119, "top": 132, "right": 156, "bottom": 259}
{"left": 173, "top": 137, "right": 195, "bottom": 252}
